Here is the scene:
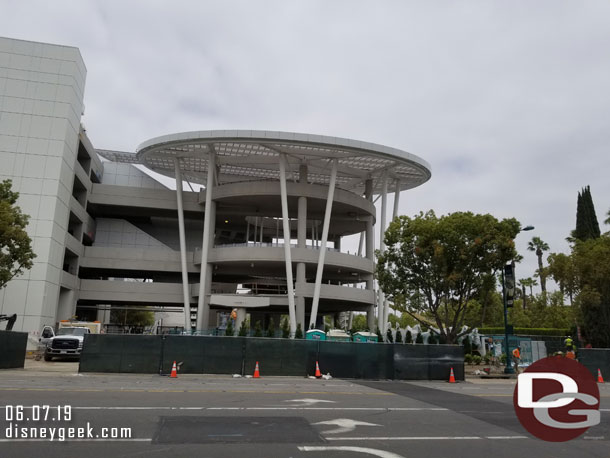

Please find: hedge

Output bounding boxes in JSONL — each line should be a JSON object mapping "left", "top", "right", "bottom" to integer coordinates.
{"left": 478, "top": 327, "right": 570, "bottom": 337}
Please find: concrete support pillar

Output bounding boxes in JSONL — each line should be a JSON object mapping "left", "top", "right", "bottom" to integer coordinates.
{"left": 196, "top": 151, "right": 216, "bottom": 331}
{"left": 334, "top": 236, "right": 341, "bottom": 252}
{"left": 279, "top": 154, "right": 297, "bottom": 337}
{"left": 234, "top": 308, "right": 247, "bottom": 334}
{"left": 309, "top": 159, "right": 338, "bottom": 330}
{"left": 296, "top": 190, "right": 307, "bottom": 329}
{"left": 174, "top": 158, "right": 192, "bottom": 331}
{"left": 383, "top": 179, "right": 401, "bottom": 329}
{"left": 364, "top": 178, "right": 376, "bottom": 331}
{"left": 378, "top": 173, "right": 388, "bottom": 334}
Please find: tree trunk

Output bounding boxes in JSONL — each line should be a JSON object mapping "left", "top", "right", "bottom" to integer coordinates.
{"left": 537, "top": 248, "right": 546, "bottom": 293}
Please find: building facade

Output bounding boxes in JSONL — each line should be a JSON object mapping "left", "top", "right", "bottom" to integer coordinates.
{"left": 0, "top": 37, "right": 431, "bottom": 342}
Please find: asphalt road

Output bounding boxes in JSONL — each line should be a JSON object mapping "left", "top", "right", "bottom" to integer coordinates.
{"left": 0, "top": 361, "right": 608, "bottom": 458}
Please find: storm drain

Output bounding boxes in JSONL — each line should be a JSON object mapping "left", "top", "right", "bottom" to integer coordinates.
{"left": 152, "top": 416, "right": 324, "bottom": 444}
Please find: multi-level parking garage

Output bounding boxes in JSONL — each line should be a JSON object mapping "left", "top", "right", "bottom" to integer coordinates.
{"left": 110, "top": 130, "right": 431, "bottom": 335}
{"left": 0, "top": 37, "right": 431, "bottom": 339}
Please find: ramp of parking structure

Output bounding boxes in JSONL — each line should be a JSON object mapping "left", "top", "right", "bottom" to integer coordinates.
{"left": 0, "top": 330, "right": 27, "bottom": 369}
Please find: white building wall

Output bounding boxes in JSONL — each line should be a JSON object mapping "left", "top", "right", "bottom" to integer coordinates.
{"left": 0, "top": 37, "right": 86, "bottom": 336}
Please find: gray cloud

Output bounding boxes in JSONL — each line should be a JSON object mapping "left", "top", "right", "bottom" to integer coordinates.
{"left": 2, "top": 0, "right": 609, "bottom": 286}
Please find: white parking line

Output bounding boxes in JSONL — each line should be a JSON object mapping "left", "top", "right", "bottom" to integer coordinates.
{"left": 67, "top": 406, "right": 449, "bottom": 411}
{"left": 326, "top": 436, "right": 528, "bottom": 441}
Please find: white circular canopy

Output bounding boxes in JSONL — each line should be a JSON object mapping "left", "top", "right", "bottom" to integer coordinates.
{"left": 111, "top": 130, "right": 432, "bottom": 194}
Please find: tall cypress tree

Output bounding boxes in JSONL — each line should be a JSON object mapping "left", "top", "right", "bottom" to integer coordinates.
{"left": 573, "top": 186, "right": 600, "bottom": 241}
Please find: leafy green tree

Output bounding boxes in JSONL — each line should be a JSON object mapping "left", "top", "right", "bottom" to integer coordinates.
{"left": 238, "top": 319, "right": 249, "bottom": 336}
{"left": 294, "top": 323, "right": 303, "bottom": 339}
{"left": 377, "top": 211, "right": 521, "bottom": 344}
{"left": 110, "top": 309, "right": 155, "bottom": 327}
{"left": 266, "top": 317, "right": 275, "bottom": 338}
{"left": 547, "top": 253, "right": 577, "bottom": 305}
{"left": 572, "top": 186, "right": 601, "bottom": 241}
{"left": 0, "top": 180, "right": 36, "bottom": 289}
{"left": 281, "top": 317, "right": 290, "bottom": 338}
{"left": 253, "top": 320, "right": 263, "bottom": 337}
{"left": 528, "top": 237, "right": 549, "bottom": 293}
{"left": 350, "top": 314, "right": 369, "bottom": 332}
{"left": 225, "top": 319, "right": 234, "bottom": 336}
{"left": 571, "top": 236, "right": 610, "bottom": 347}
{"left": 605, "top": 209, "right": 610, "bottom": 226}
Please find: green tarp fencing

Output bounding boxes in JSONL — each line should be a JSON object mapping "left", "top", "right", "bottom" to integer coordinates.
{"left": 0, "top": 330, "right": 27, "bottom": 369}
{"left": 79, "top": 334, "right": 465, "bottom": 380}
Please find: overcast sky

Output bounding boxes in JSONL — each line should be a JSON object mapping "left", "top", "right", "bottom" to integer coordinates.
{"left": 2, "top": 1, "right": 609, "bottom": 290}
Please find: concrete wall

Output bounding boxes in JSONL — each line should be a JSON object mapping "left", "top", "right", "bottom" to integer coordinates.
{"left": 0, "top": 37, "right": 86, "bottom": 339}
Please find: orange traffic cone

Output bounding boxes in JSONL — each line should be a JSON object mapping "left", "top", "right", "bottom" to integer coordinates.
{"left": 448, "top": 367, "right": 456, "bottom": 383}
{"left": 315, "top": 361, "right": 322, "bottom": 379}
{"left": 170, "top": 361, "right": 178, "bottom": 378}
{"left": 253, "top": 361, "right": 261, "bottom": 378}
{"left": 597, "top": 368, "right": 604, "bottom": 383}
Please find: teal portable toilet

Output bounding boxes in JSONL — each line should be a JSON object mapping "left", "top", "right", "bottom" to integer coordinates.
{"left": 352, "top": 331, "right": 378, "bottom": 343}
{"left": 306, "top": 329, "right": 326, "bottom": 340}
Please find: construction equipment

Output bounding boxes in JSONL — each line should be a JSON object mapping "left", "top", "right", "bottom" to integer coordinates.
{"left": 0, "top": 314, "right": 17, "bottom": 331}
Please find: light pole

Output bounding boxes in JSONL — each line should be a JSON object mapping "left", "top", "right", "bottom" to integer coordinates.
{"left": 503, "top": 225, "right": 534, "bottom": 374}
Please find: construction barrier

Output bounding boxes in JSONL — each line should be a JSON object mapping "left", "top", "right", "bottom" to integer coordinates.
{"left": 0, "top": 330, "right": 27, "bottom": 369}
{"left": 79, "top": 334, "right": 465, "bottom": 380}
{"left": 578, "top": 348, "right": 610, "bottom": 381}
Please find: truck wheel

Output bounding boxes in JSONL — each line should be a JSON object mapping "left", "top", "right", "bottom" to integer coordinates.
{"left": 44, "top": 354, "right": 52, "bottom": 362}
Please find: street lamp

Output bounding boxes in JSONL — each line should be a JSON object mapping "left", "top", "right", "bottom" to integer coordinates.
{"left": 503, "top": 225, "right": 535, "bottom": 374}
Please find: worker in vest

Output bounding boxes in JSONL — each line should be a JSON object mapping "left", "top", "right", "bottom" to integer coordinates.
{"left": 512, "top": 346, "right": 521, "bottom": 374}
{"left": 564, "top": 336, "right": 574, "bottom": 351}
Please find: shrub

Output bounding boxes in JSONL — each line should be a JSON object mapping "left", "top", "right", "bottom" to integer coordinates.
{"left": 428, "top": 334, "right": 437, "bottom": 345}
{"left": 464, "top": 354, "right": 473, "bottom": 364}
{"left": 415, "top": 332, "right": 423, "bottom": 344}
{"left": 386, "top": 328, "right": 394, "bottom": 343}
{"left": 225, "top": 320, "right": 234, "bottom": 336}
{"left": 281, "top": 317, "right": 290, "bottom": 338}
{"left": 266, "top": 318, "right": 275, "bottom": 338}
{"left": 395, "top": 329, "right": 403, "bottom": 343}
{"left": 405, "top": 330, "right": 412, "bottom": 344}
{"left": 238, "top": 320, "right": 248, "bottom": 337}
{"left": 472, "top": 355, "right": 482, "bottom": 365}
{"left": 295, "top": 323, "right": 303, "bottom": 339}
{"left": 483, "top": 354, "right": 491, "bottom": 365}
{"left": 253, "top": 321, "right": 263, "bottom": 337}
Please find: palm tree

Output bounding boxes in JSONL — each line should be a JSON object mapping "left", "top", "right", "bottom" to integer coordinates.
{"left": 520, "top": 277, "right": 537, "bottom": 297}
{"left": 605, "top": 209, "right": 610, "bottom": 225}
{"left": 528, "top": 237, "right": 549, "bottom": 293}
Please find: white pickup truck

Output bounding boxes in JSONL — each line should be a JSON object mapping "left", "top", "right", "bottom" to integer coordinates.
{"left": 43, "top": 326, "right": 91, "bottom": 361}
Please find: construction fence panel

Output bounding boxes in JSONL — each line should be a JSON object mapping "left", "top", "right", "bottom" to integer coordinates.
{"left": 161, "top": 335, "right": 206, "bottom": 374}
{"left": 203, "top": 337, "right": 246, "bottom": 375}
{"left": 244, "top": 337, "right": 317, "bottom": 376}
{"left": 578, "top": 348, "right": 610, "bottom": 381}
{"left": 0, "top": 330, "right": 27, "bottom": 369}
{"left": 119, "top": 335, "right": 163, "bottom": 373}
{"left": 79, "top": 334, "right": 124, "bottom": 373}
{"left": 393, "top": 344, "right": 464, "bottom": 381}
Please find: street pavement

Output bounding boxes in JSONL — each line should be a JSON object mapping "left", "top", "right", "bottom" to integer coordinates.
{"left": 0, "top": 360, "right": 608, "bottom": 458}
